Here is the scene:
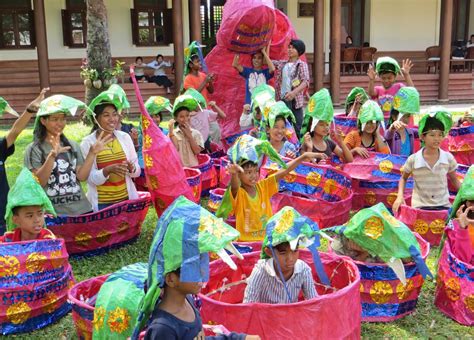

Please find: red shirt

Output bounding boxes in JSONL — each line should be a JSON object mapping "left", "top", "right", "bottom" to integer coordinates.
{"left": 0, "top": 228, "right": 56, "bottom": 243}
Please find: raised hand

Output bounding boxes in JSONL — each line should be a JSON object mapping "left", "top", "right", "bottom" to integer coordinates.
{"left": 330, "top": 127, "right": 345, "bottom": 143}
{"left": 391, "top": 120, "right": 406, "bottom": 131}
{"left": 90, "top": 131, "right": 112, "bottom": 155}
{"left": 303, "top": 132, "right": 313, "bottom": 149}
{"left": 130, "top": 127, "right": 139, "bottom": 142}
{"left": 180, "top": 122, "right": 193, "bottom": 139}
{"left": 401, "top": 59, "right": 413, "bottom": 76}
{"left": 456, "top": 205, "right": 474, "bottom": 229}
{"left": 367, "top": 64, "right": 376, "bottom": 80}
{"left": 227, "top": 163, "right": 244, "bottom": 175}
{"left": 48, "top": 133, "right": 70, "bottom": 158}
{"left": 168, "top": 119, "right": 175, "bottom": 134}
{"left": 27, "top": 87, "right": 49, "bottom": 113}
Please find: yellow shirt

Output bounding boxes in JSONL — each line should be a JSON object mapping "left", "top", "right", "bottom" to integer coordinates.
{"left": 230, "top": 175, "right": 278, "bottom": 241}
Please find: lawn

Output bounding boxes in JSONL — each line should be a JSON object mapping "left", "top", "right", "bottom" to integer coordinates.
{"left": 0, "top": 122, "right": 471, "bottom": 339}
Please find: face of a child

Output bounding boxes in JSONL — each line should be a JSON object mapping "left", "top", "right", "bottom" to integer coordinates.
{"left": 288, "top": 44, "right": 299, "bottom": 60}
{"left": 136, "top": 58, "right": 143, "bottom": 65}
{"left": 269, "top": 119, "right": 286, "bottom": 142}
{"left": 189, "top": 58, "right": 201, "bottom": 71}
{"left": 175, "top": 109, "right": 190, "bottom": 127}
{"left": 271, "top": 245, "right": 299, "bottom": 276}
{"left": 314, "top": 121, "right": 330, "bottom": 137}
{"left": 254, "top": 109, "right": 262, "bottom": 121}
{"left": 167, "top": 272, "right": 203, "bottom": 295}
{"left": 252, "top": 52, "right": 264, "bottom": 69}
{"left": 41, "top": 113, "right": 67, "bottom": 136}
{"left": 12, "top": 205, "right": 45, "bottom": 240}
{"left": 97, "top": 105, "right": 120, "bottom": 132}
{"left": 363, "top": 121, "right": 378, "bottom": 134}
{"left": 380, "top": 72, "right": 396, "bottom": 89}
{"left": 157, "top": 56, "right": 163, "bottom": 63}
{"left": 239, "top": 164, "right": 259, "bottom": 187}
{"left": 152, "top": 114, "right": 162, "bottom": 126}
{"left": 421, "top": 129, "right": 444, "bottom": 149}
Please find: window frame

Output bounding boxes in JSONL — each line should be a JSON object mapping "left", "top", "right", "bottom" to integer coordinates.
{"left": 62, "top": 0, "right": 87, "bottom": 48}
{"left": 0, "top": 5, "right": 35, "bottom": 50}
{"left": 131, "top": 0, "right": 172, "bottom": 47}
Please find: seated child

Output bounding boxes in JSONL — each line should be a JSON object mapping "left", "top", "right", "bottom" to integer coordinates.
{"left": 168, "top": 94, "right": 204, "bottom": 167}
{"left": 456, "top": 108, "right": 473, "bottom": 127}
{"left": 344, "top": 100, "right": 390, "bottom": 158}
{"left": 130, "top": 56, "right": 148, "bottom": 83}
{"left": 232, "top": 47, "right": 275, "bottom": 105}
{"left": 147, "top": 54, "right": 173, "bottom": 94}
{"left": 217, "top": 134, "right": 327, "bottom": 241}
{"left": 393, "top": 109, "right": 461, "bottom": 214}
{"left": 0, "top": 88, "right": 48, "bottom": 234}
{"left": 368, "top": 57, "right": 414, "bottom": 115}
{"left": 301, "top": 88, "right": 353, "bottom": 163}
{"left": 244, "top": 207, "right": 326, "bottom": 304}
{"left": 265, "top": 101, "right": 298, "bottom": 159}
{"left": 384, "top": 87, "right": 419, "bottom": 156}
{"left": 1, "top": 168, "right": 56, "bottom": 242}
{"left": 345, "top": 87, "right": 368, "bottom": 117}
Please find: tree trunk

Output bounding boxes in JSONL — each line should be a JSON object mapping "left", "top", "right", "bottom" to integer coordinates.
{"left": 85, "top": 0, "right": 112, "bottom": 104}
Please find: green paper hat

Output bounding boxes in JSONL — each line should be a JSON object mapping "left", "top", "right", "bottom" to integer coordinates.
{"left": 0, "top": 97, "right": 18, "bottom": 117}
{"left": 266, "top": 101, "right": 296, "bottom": 129}
{"left": 144, "top": 96, "right": 172, "bottom": 116}
{"left": 184, "top": 88, "right": 207, "bottom": 109}
{"left": 330, "top": 203, "right": 432, "bottom": 284}
{"left": 358, "top": 100, "right": 385, "bottom": 131}
{"left": 375, "top": 56, "right": 401, "bottom": 75}
{"left": 250, "top": 84, "right": 276, "bottom": 120}
{"left": 133, "top": 196, "right": 241, "bottom": 337}
{"left": 4, "top": 168, "right": 56, "bottom": 231}
{"left": 418, "top": 107, "right": 453, "bottom": 136}
{"left": 301, "top": 88, "right": 334, "bottom": 136}
{"left": 261, "top": 207, "right": 330, "bottom": 292}
{"left": 450, "top": 165, "right": 474, "bottom": 219}
{"left": 34, "top": 94, "right": 90, "bottom": 129}
{"left": 392, "top": 87, "right": 420, "bottom": 115}
{"left": 345, "top": 87, "right": 369, "bottom": 112}
{"left": 228, "top": 134, "right": 288, "bottom": 169}
{"left": 184, "top": 41, "right": 207, "bottom": 77}
{"left": 88, "top": 84, "right": 130, "bottom": 118}
{"left": 171, "top": 94, "right": 199, "bottom": 115}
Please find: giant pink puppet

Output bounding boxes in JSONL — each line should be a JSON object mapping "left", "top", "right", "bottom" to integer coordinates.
{"left": 205, "top": 0, "right": 301, "bottom": 139}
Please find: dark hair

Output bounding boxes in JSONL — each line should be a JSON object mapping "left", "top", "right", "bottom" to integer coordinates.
{"left": 240, "top": 160, "right": 258, "bottom": 169}
{"left": 289, "top": 39, "right": 306, "bottom": 56}
{"left": 154, "top": 111, "right": 163, "bottom": 121}
{"left": 362, "top": 42, "right": 370, "bottom": 47}
{"left": 33, "top": 115, "right": 75, "bottom": 164}
{"left": 91, "top": 103, "right": 117, "bottom": 132}
{"left": 156, "top": 54, "right": 164, "bottom": 60}
{"left": 12, "top": 206, "right": 21, "bottom": 216}
{"left": 422, "top": 116, "right": 445, "bottom": 134}
{"left": 346, "top": 35, "right": 353, "bottom": 44}
{"left": 251, "top": 51, "right": 263, "bottom": 59}
{"left": 358, "top": 120, "right": 379, "bottom": 134}
{"left": 173, "top": 106, "right": 189, "bottom": 118}
{"left": 378, "top": 70, "right": 396, "bottom": 76}
{"left": 188, "top": 54, "right": 199, "bottom": 69}
{"left": 274, "top": 242, "right": 294, "bottom": 252}
{"left": 387, "top": 108, "right": 399, "bottom": 128}
{"left": 135, "top": 56, "right": 143, "bottom": 62}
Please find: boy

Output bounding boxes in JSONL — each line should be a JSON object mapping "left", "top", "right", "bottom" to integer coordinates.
{"left": 232, "top": 47, "right": 275, "bottom": 105}
{"left": 183, "top": 42, "right": 214, "bottom": 103}
{"left": 1, "top": 168, "right": 56, "bottom": 242}
{"left": 368, "top": 57, "right": 414, "bottom": 115}
{"left": 168, "top": 94, "right": 204, "bottom": 167}
{"left": 130, "top": 56, "right": 148, "bottom": 83}
{"left": 393, "top": 109, "right": 461, "bottom": 214}
{"left": 0, "top": 88, "right": 48, "bottom": 234}
{"left": 224, "top": 135, "right": 327, "bottom": 241}
{"left": 147, "top": 54, "right": 173, "bottom": 93}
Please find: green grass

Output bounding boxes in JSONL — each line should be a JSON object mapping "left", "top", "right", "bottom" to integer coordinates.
{"left": 0, "top": 123, "right": 471, "bottom": 339}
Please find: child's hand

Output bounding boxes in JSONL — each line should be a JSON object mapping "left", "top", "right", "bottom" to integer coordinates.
{"left": 90, "top": 131, "right": 112, "bottom": 155}
{"left": 180, "top": 123, "right": 193, "bottom": 139}
{"left": 456, "top": 205, "right": 474, "bottom": 229}
{"left": 168, "top": 119, "right": 175, "bottom": 134}
{"left": 130, "top": 127, "right": 139, "bottom": 142}
{"left": 206, "top": 73, "right": 215, "bottom": 83}
{"left": 48, "top": 133, "right": 71, "bottom": 158}
{"left": 285, "top": 149, "right": 296, "bottom": 158}
{"left": 283, "top": 90, "right": 296, "bottom": 101}
{"left": 392, "top": 196, "right": 405, "bottom": 214}
{"left": 367, "top": 65, "right": 376, "bottom": 80}
{"left": 330, "top": 127, "right": 344, "bottom": 143}
{"left": 104, "top": 162, "right": 128, "bottom": 177}
{"left": 208, "top": 100, "right": 217, "bottom": 108}
{"left": 27, "top": 87, "right": 50, "bottom": 113}
{"left": 242, "top": 104, "right": 251, "bottom": 114}
{"left": 353, "top": 147, "right": 370, "bottom": 158}
{"left": 126, "top": 160, "right": 136, "bottom": 174}
{"left": 390, "top": 120, "right": 406, "bottom": 131}
{"left": 303, "top": 152, "right": 328, "bottom": 163}
{"left": 401, "top": 59, "right": 413, "bottom": 76}
{"left": 227, "top": 163, "right": 244, "bottom": 175}
{"left": 303, "top": 132, "right": 313, "bottom": 149}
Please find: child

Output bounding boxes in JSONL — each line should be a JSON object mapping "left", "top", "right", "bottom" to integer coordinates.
{"left": 183, "top": 41, "right": 214, "bottom": 102}
{"left": 392, "top": 109, "right": 461, "bottom": 214}
{"left": 24, "top": 94, "right": 104, "bottom": 216}
{"left": 116, "top": 113, "right": 139, "bottom": 150}
{"left": 0, "top": 89, "right": 47, "bottom": 234}
{"left": 81, "top": 85, "right": 140, "bottom": 211}
{"left": 130, "top": 56, "right": 148, "bottom": 83}
{"left": 244, "top": 207, "right": 328, "bottom": 304}
{"left": 344, "top": 100, "right": 390, "bottom": 158}
{"left": 301, "top": 88, "right": 353, "bottom": 163}
{"left": 247, "top": 84, "right": 277, "bottom": 139}
{"left": 385, "top": 87, "right": 419, "bottom": 156}
{"left": 345, "top": 87, "right": 368, "bottom": 117}
{"left": 232, "top": 47, "right": 275, "bottom": 105}
{"left": 221, "top": 134, "right": 327, "bottom": 241}
{"left": 1, "top": 168, "right": 56, "bottom": 242}
{"left": 168, "top": 94, "right": 204, "bottom": 167}
{"left": 239, "top": 104, "right": 253, "bottom": 130}
{"left": 272, "top": 39, "right": 310, "bottom": 135}
{"left": 368, "top": 57, "right": 414, "bottom": 115}
{"left": 147, "top": 54, "right": 173, "bottom": 93}
{"left": 265, "top": 101, "right": 298, "bottom": 159}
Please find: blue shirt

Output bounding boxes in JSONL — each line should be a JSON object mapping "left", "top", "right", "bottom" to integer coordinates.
{"left": 240, "top": 67, "right": 273, "bottom": 104}
{"left": 400, "top": 129, "right": 412, "bottom": 156}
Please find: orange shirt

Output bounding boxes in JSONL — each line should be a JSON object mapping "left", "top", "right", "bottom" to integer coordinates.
{"left": 344, "top": 130, "right": 390, "bottom": 154}
{"left": 184, "top": 72, "right": 210, "bottom": 103}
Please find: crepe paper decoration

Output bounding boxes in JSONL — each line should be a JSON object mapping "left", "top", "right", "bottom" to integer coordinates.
{"left": 301, "top": 88, "right": 334, "bottom": 137}
{"left": 418, "top": 107, "right": 453, "bottom": 136}
{"left": 144, "top": 96, "right": 172, "bottom": 116}
{"left": 88, "top": 84, "right": 130, "bottom": 115}
{"left": 0, "top": 97, "right": 18, "bottom": 117}
{"left": 345, "top": 87, "right": 369, "bottom": 113}
{"left": 392, "top": 87, "right": 420, "bottom": 116}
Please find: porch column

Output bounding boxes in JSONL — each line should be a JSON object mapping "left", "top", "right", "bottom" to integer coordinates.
{"left": 330, "top": 0, "right": 341, "bottom": 104}
{"left": 189, "top": 0, "right": 202, "bottom": 43}
{"left": 438, "top": 0, "right": 453, "bottom": 102}
{"left": 173, "top": 0, "right": 184, "bottom": 95}
{"left": 33, "top": 0, "right": 50, "bottom": 89}
{"left": 313, "top": 0, "right": 324, "bottom": 91}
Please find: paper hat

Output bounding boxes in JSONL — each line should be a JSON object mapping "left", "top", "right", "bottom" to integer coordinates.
{"left": 345, "top": 87, "right": 369, "bottom": 113}
{"left": 301, "top": 88, "right": 334, "bottom": 136}
{"left": 34, "top": 94, "right": 90, "bottom": 129}
{"left": 392, "top": 87, "right": 420, "bottom": 116}
{"left": 184, "top": 41, "right": 207, "bottom": 76}
{"left": 228, "top": 134, "right": 287, "bottom": 169}
{"left": 266, "top": 101, "right": 296, "bottom": 129}
{"left": 184, "top": 88, "right": 207, "bottom": 110}
{"left": 0, "top": 97, "right": 18, "bottom": 117}
{"left": 88, "top": 84, "right": 130, "bottom": 117}
{"left": 144, "top": 96, "right": 172, "bottom": 116}
{"left": 418, "top": 107, "right": 452, "bottom": 136}
{"left": 171, "top": 94, "right": 200, "bottom": 115}
{"left": 358, "top": 100, "right": 385, "bottom": 131}
{"left": 450, "top": 165, "right": 474, "bottom": 219}
{"left": 375, "top": 56, "right": 401, "bottom": 75}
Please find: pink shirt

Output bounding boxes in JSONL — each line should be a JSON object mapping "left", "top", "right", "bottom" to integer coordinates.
{"left": 447, "top": 220, "right": 473, "bottom": 264}
{"left": 373, "top": 82, "right": 404, "bottom": 115}
{"left": 190, "top": 109, "right": 218, "bottom": 141}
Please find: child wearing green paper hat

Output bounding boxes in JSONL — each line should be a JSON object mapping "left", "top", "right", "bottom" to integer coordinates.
{"left": 81, "top": 85, "right": 141, "bottom": 211}
{"left": 265, "top": 101, "right": 298, "bottom": 160}
{"left": 393, "top": 108, "right": 461, "bottom": 214}
{"left": 368, "top": 57, "right": 414, "bottom": 115}
{"left": 183, "top": 41, "right": 215, "bottom": 103}
{"left": 0, "top": 88, "right": 48, "bottom": 234}
{"left": 384, "top": 87, "right": 420, "bottom": 156}
{"left": 301, "top": 89, "right": 353, "bottom": 163}
{"left": 345, "top": 87, "right": 369, "bottom": 117}
{"left": 343, "top": 100, "right": 390, "bottom": 158}
{"left": 1, "top": 168, "right": 56, "bottom": 243}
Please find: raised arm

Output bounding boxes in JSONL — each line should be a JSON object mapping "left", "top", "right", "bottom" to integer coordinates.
{"left": 209, "top": 101, "right": 226, "bottom": 119}
{"left": 232, "top": 54, "right": 244, "bottom": 73}
{"left": 261, "top": 48, "right": 275, "bottom": 73}
{"left": 367, "top": 65, "right": 377, "bottom": 97}
{"left": 401, "top": 59, "right": 414, "bottom": 87}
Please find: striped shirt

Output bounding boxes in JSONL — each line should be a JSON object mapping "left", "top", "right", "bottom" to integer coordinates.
{"left": 403, "top": 148, "right": 457, "bottom": 208}
{"left": 243, "top": 258, "right": 317, "bottom": 304}
{"left": 96, "top": 138, "right": 129, "bottom": 204}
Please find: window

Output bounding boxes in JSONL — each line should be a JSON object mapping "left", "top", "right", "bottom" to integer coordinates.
{"left": 452, "top": 0, "right": 470, "bottom": 43}
{"left": 341, "top": 0, "right": 365, "bottom": 46}
{"left": 62, "top": 0, "right": 87, "bottom": 48}
{"left": 0, "top": 0, "right": 35, "bottom": 49}
{"left": 200, "top": 0, "right": 225, "bottom": 41}
{"left": 131, "top": 0, "right": 172, "bottom": 46}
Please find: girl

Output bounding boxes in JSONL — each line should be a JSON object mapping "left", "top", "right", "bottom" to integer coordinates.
{"left": 24, "top": 95, "right": 108, "bottom": 216}
{"left": 344, "top": 100, "right": 390, "bottom": 158}
{"left": 266, "top": 102, "right": 298, "bottom": 159}
{"left": 80, "top": 85, "right": 140, "bottom": 211}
